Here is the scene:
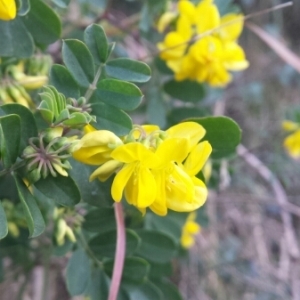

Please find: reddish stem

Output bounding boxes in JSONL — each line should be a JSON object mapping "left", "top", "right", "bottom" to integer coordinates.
{"left": 108, "top": 202, "right": 126, "bottom": 300}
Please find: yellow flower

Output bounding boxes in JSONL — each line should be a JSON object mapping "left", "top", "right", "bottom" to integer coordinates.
{"left": 73, "top": 122, "right": 212, "bottom": 216}
{"left": 110, "top": 142, "right": 158, "bottom": 208}
{"left": 180, "top": 212, "right": 201, "bottom": 248}
{"left": 72, "top": 130, "right": 123, "bottom": 165}
{"left": 158, "top": 0, "right": 248, "bottom": 87}
{"left": 282, "top": 120, "right": 299, "bottom": 132}
{"left": 282, "top": 120, "right": 300, "bottom": 159}
{"left": 0, "top": 0, "right": 16, "bottom": 21}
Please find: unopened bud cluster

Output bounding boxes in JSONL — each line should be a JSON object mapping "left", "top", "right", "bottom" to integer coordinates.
{"left": 0, "top": 55, "right": 51, "bottom": 108}
{"left": 53, "top": 208, "right": 83, "bottom": 246}
{"left": 22, "top": 127, "right": 77, "bottom": 183}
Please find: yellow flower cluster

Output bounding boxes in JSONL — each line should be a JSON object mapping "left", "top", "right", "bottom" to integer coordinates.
{"left": 180, "top": 212, "right": 201, "bottom": 248}
{"left": 0, "top": 0, "right": 16, "bottom": 20}
{"left": 157, "top": 0, "right": 249, "bottom": 87}
{"left": 282, "top": 120, "right": 300, "bottom": 159}
{"left": 73, "top": 122, "right": 212, "bottom": 216}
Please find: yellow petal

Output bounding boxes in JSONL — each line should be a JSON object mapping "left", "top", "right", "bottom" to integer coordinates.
{"left": 180, "top": 234, "right": 195, "bottom": 248}
{"left": 111, "top": 142, "right": 157, "bottom": 167}
{"left": 184, "top": 141, "right": 212, "bottom": 176}
{"left": 219, "top": 13, "right": 244, "bottom": 41}
{"left": 185, "top": 221, "right": 200, "bottom": 234}
{"left": 124, "top": 166, "right": 157, "bottom": 208}
{"left": 195, "top": 0, "right": 220, "bottom": 33}
{"left": 282, "top": 120, "right": 299, "bottom": 132}
{"left": 156, "top": 138, "right": 190, "bottom": 166}
{"left": 72, "top": 147, "right": 112, "bottom": 165}
{"left": 192, "top": 176, "right": 208, "bottom": 208}
{"left": 84, "top": 124, "right": 97, "bottom": 134}
{"left": 89, "top": 160, "right": 123, "bottom": 182}
{"left": 165, "top": 164, "right": 195, "bottom": 210}
{"left": 283, "top": 129, "right": 300, "bottom": 159}
{"left": 79, "top": 130, "right": 122, "bottom": 148}
{"left": 158, "top": 32, "right": 188, "bottom": 60}
{"left": 132, "top": 125, "right": 160, "bottom": 139}
{"left": 223, "top": 42, "right": 249, "bottom": 71}
{"left": 206, "top": 62, "right": 232, "bottom": 87}
{"left": 157, "top": 11, "right": 177, "bottom": 33}
{"left": 166, "top": 122, "right": 206, "bottom": 149}
{"left": 176, "top": 15, "right": 193, "bottom": 40}
{"left": 150, "top": 171, "right": 167, "bottom": 216}
{"left": 167, "top": 175, "right": 207, "bottom": 212}
{"left": 111, "top": 163, "right": 136, "bottom": 202}
{"left": 178, "top": 0, "right": 196, "bottom": 20}
{"left": 0, "top": 0, "right": 16, "bottom": 21}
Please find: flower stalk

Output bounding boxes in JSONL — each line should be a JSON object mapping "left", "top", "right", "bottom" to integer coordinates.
{"left": 108, "top": 202, "right": 126, "bottom": 300}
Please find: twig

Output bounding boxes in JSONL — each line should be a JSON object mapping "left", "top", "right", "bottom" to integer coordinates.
{"left": 237, "top": 144, "right": 300, "bottom": 260}
{"left": 108, "top": 202, "right": 126, "bottom": 300}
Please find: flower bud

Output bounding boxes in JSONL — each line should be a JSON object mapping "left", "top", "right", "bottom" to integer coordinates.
{"left": 23, "top": 145, "right": 36, "bottom": 157}
{"left": 43, "top": 127, "right": 64, "bottom": 143}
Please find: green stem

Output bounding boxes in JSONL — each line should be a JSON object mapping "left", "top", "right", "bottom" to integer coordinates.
{"left": 84, "top": 66, "right": 102, "bottom": 102}
{"left": 108, "top": 202, "right": 126, "bottom": 300}
{"left": 0, "top": 160, "right": 26, "bottom": 177}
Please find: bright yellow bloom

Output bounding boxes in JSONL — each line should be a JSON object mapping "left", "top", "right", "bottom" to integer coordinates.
{"left": 0, "top": 0, "right": 16, "bottom": 21}
{"left": 282, "top": 120, "right": 300, "bottom": 159}
{"left": 73, "top": 122, "right": 212, "bottom": 216}
{"left": 180, "top": 212, "right": 201, "bottom": 248}
{"left": 72, "top": 130, "right": 123, "bottom": 165}
{"left": 158, "top": 0, "right": 248, "bottom": 87}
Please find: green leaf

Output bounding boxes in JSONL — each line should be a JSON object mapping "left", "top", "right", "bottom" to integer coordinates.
{"left": 89, "top": 229, "right": 140, "bottom": 259}
{"left": 105, "top": 58, "right": 151, "bottom": 83}
{"left": 0, "top": 173, "right": 19, "bottom": 201}
{"left": 91, "top": 103, "right": 132, "bottom": 136}
{"left": 123, "top": 280, "right": 163, "bottom": 300}
{"left": 34, "top": 176, "right": 81, "bottom": 207}
{"left": 50, "top": 64, "right": 80, "bottom": 98}
{"left": 91, "top": 79, "right": 143, "bottom": 111}
{"left": 104, "top": 257, "right": 150, "bottom": 283}
{"left": 146, "top": 85, "right": 166, "bottom": 128}
{"left": 69, "top": 159, "right": 113, "bottom": 207}
{"left": 0, "top": 201, "right": 8, "bottom": 239}
{"left": 66, "top": 249, "right": 90, "bottom": 296}
{"left": 85, "top": 268, "right": 110, "bottom": 300}
{"left": 83, "top": 208, "right": 116, "bottom": 233}
{"left": 144, "top": 213, "right": 182, "bottom": 242}
{"left": 0, "top": 18, "right": 34, "bottom": 58}
{"left": 152, "top": 279, "right": 183, "bottom": 300}
{"left": 18, "top": 0, "right": 30, "bottom": 16}
{"left": 188, "top": 117, "right": 242, "bottom": 159}
{"left": 136, "top": 230, "right": 177, "bottom": 263}
{"left": 13, "top": 175, "right": 45, "bottom": 237}
{"left": 148, "top": 262, "right": 173, "bottom": 279}
{"left": 21, "top": 0, "right": 61, "bottom": 45}
{"left": 0, "top": 104, "right": 38, "bottom": 153}
{"left": 51, "top": 0, "right": 70, "bottom": 8}
{"left": 84, "top": 24, "right": 109, "bottom": 64}
{"left": 167, "top": 107, "right": 208, "bottom": 125}
{"left": 0, "top": 114, "right": 21, "bottom": 168}
{"left": 62, "top": 39, "right": 95, "bottom": 88}
{"left": 163, "top": 80, "right": 205, "bottom": 103}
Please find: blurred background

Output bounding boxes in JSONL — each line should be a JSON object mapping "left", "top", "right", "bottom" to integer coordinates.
{"left": 1, "top": 0, "right": 300, "bottom": 299}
